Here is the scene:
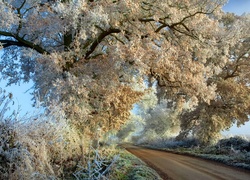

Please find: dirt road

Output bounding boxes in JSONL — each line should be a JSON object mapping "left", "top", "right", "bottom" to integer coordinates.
{"left": 125, "top": 145, "right": 250, "bottom": 180}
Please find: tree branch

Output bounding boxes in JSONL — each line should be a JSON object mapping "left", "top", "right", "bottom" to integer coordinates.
{"left": 138, "top": 18, "right": 155, "bottom": 22}
{"left": 224, "top": 46, "right": 250, "bottom": 80}
{"left": 0, "top": 31, "right": 50, "bottom": 54}
{"left": 140, "top": 10, "right": 213, "bottom": 36}
{"left": 85, "top": 28, "right": 121, "bottom": 59}
{"left": 0, "top": 40, "right": 28, "bottom": 48}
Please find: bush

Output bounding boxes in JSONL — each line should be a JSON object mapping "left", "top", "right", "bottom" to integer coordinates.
{"left": 0, "top": 89, "right": 38, "bottom": 179}
{"left": 0, "top": 88, "right": 84, "bottom": 179}
{"left": 218, "top": 136, "right": 249, "bottom": 151}
{"left": 15, "top": 105, "right": 85, "bottom": 179}
{"left": 137, "top": 136, "right": 199, "bottom": 149}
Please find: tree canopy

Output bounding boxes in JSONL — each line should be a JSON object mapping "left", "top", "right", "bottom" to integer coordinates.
{"left": 0, "top": 0, "right": 250, "bottom": 143}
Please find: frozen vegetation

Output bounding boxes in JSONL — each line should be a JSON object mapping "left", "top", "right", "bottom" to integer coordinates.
{"left": 0, "top": 89, "right": 161, "bottom": 179}
{"left": 0, "top": 0, "right": 250, "bottom": 179}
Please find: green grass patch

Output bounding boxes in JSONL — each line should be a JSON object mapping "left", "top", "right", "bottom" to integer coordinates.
{"left": 108, "top": 147, "right": 162, "bottom": 180}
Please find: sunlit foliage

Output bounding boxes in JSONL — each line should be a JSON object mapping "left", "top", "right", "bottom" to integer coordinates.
{"left": 0, "top": 0, "right": 250, "bottom": 143}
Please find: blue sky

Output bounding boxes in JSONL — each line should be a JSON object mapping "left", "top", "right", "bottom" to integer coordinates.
{"left": 0, "top": 80, "right": 34, "bottom": 115}
{"left": 0, "top": 0, "right": 250, "bottom": 134}
{"left": 223, "top": 0, "right": 250, "bottom": 15}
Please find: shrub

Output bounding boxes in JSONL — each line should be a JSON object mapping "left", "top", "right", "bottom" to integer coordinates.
{"left": 0, "top": 89, "right": 35, "bottom": 179}
{"left": 0, "top": 88, "right": 85, "bottom": 179}
{"left": 15, "top": 105, "right": 85, "bottom": 178}
{"left": 218, "top": 136, "right": 249, "bottom": 151}
{"left": 137, "top": 136, "right": 199, "bottom": 149}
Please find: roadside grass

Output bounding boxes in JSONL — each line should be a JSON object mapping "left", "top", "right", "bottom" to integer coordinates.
{"left": 71, "top": 144, "right": 162, "bottom": 180}
{"left": 107, "top": 146, "right": 162, "bottom": 180}
{"left": 138, "top": 136, "right": 250, "bottom": 170}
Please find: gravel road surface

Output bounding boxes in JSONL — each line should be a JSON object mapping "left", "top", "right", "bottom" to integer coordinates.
{"left": 125, "top": 145, "right": 250, "bottom": 180}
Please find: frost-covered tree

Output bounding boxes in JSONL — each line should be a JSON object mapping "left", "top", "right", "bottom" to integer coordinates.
{"left": 1, "top": 0, "right": 249, "bottom": 141}
{"left": 177, "top": 13, "right": 250, "bottom": 144}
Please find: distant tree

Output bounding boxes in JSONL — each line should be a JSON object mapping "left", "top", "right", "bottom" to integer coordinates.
{"left": 1, "top": 0, "right": 249, "bottom": 141}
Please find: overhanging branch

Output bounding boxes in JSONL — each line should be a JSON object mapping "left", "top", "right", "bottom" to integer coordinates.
{"left": 0, "top": 39, "right": 29, "bottom": 48}
{"left": 85, "top": 28, "right": 121, "bottom": 59}
{"left": 0, "top": 31, "right": 50, "bottom": 54}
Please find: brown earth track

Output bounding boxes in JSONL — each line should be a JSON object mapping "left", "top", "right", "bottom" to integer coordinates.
{"left": 124, "top": 145, "right": 250, "bottom": 180}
